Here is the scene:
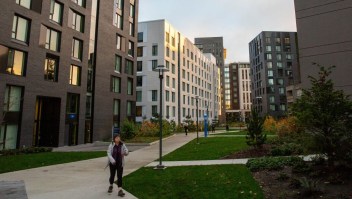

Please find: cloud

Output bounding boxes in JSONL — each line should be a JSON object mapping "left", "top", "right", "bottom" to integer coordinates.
{"left": 139, "top": 0, "right": 297, "bottom": 63}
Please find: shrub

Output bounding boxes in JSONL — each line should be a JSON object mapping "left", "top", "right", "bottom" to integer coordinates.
{"left": 121, "top": 119, "right": 137, "bottom": 140}
{"left": 246, "top": 156, "right": 304, "bottom": 171}
{"left": 299, "top": 177, "right": 321, "bottom": 197}
{"left": 263, "top": 116, "right": 276, "bottom": 134}
{"left": 270, "top": 143, "right": 304, "bottom": 156}
{"left": 246, "top": 109, "right": 266, "bottom": 148}
{"left": 138, "top": 121, "right": 159, "bottom": 137}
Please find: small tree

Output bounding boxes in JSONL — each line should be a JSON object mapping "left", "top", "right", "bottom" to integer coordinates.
{"left": 246, "top": 108, "right": 267, "bottom": 148}
{"left": 291, "top": 64, "right": 352, "bottom": 167}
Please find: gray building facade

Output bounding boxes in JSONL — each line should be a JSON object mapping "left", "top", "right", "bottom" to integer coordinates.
{"left": 249, "top": 31, "right": 299, "bottom": 117}
{"left": 0, "top": 0, "right": 138, "bottom": 150}
{"left": 294, "top": 0, "right": 352, "bottom": 95}
{"left": 194, "top": 37, "right": 225, "bottom": 122}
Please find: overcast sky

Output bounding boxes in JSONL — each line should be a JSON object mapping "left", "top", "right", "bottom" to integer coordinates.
{"left": 139, "top": 0, "right": 297, "bottom": 63}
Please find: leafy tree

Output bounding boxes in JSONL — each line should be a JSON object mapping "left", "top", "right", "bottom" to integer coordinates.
{"left": 246, "top": 108, "right": 267, "bottom": 148}
{"left": 291, "top": 64, "right": 352, "bottom": 167}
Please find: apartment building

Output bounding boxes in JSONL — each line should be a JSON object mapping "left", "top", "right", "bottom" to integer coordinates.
{"left": 136, "top": 20, "right": 221, "bottom": 124}
{"left": 249, "top": 31, "right": 299, "bottom": 117}
{"left": 0, "top": 0, "right": 138, "bottom": 149}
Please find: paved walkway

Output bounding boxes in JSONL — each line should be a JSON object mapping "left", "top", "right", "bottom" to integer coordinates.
{"left": 0, "top": 133, "right": 196, "bottom": 199}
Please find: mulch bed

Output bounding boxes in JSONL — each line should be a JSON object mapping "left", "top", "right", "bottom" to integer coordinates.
{"left": 222, "top": 144, "right": 272, "bottom": 159}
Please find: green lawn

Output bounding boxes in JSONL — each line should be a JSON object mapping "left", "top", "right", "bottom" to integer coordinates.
{"left": 0, "top": 151, "right": 106, "bottom": 174}
{"left": 162, "top": 137, "right": 249, "bottom": 161}
{"left": 214, "top": 130, "right": 248, "bottom": 136}
{"left": 124, "top": 165, "right": 264, "bottom": 199}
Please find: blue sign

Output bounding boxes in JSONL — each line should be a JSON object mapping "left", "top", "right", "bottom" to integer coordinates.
{"left": 204, "top": 114, "right": 208, "bottom": 138}
{"left": 68, "top": 114, "right": 77, "bottom": 120}
{"left": 113, "top": 127, "right": 120, "bottom": 135}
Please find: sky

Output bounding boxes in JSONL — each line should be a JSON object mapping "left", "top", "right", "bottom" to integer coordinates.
{"left": 139, "top": 0, "right": 297, "bottom": 63}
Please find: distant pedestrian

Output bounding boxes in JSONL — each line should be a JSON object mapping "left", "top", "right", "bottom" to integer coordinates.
{"left": 107, "top": 134, "right": 129, "bottom": 197}
{"left": 184, "top": 124, "right": 188, "bottom": 136}
{"left": 211, "top": 124, "right": 215, "bottom": 133}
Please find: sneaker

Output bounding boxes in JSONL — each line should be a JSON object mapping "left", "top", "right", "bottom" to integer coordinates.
{"left": 118, "top": 190, "right": 125, "bottom": 197}
{"left": 108, "top": 185, "right": 113, "bottom": 193}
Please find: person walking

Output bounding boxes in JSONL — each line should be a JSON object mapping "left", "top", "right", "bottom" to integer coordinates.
{"left": 184, "top": 123, "right": 188, "bottom": 136}
{"left": 107, "top": 134, "right": 129, "bottom": 197}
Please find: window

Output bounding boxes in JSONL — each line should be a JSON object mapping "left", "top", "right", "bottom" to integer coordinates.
{"left": 166, "top": 106, "right": 170, "bottom": 118}
{"left": 270, "top": 105, "right": 276, "bottom": 111}
{"left": 265, "top": 53, "right": 272, "bottom": 60}
{"left": 116, "top": 0, "right": 123, "bottom": 10}
{"left": 284, "top": 37, "right": 290, "bottom": 44}
{"left": 137, "top": 47, "right": 143, "bottom": 57}
{"left": 16, "top": 0, "right": 31, "bottom": 9}
{"left": 152, "top": 45, "right": 158, "bottom": 56}
{"left": 45, "top": 28, "right": 61, "bottom": 52}
{"left": 71, "top": 10, "right": 84, "bottom": 32}
{"left": 4, "top": 85, "right": 23, "bottom": 112}
{"left": 266, "top": 46, "right": 272, "bottom": 52}
{"left": 266, "top": 62, "right": 272, "bottom": 69}
{"left": 166, "top": 91, "right": 170, "bottom": 102}
{"left": 129, "top": 22, "right": 134, "bottom": 36}
{"left": 44, "top": 55, "right": 58, "bottom": 82}
{"left": 171, "top": 64, "right": 175, "bottom": 74}
{"left": 127, "top": 78, "right": 133, "bottom": 95}
{"left": 166, "top": 47, "right": 169, "bottom": 57}
{"left": 130, "top": 3, "right": 135, "bottom": 18}
{"left": 72, "top": 0, "right": 85, "bottom": 7}
{"left": 113, "top": 99, "right": 120, "bottom": 116}
{"left": 115, "top": 55, "right": 122, "bottom": 72}
{"left": 127, "top": 101, "right": 132, "bottom": 116}
{"left": 137, "top": 76, "right": 142, "bottom": 87}
{"left": 128, "top": 41, "right": 134, "bottom": 57}
{"left": 269, "top": 96, "right": 275, "bottom": 103}
{"left": 165, "top": 61, "right": 170, "bottom": 70}
{"left": 152, "top": 90, "right": 157, "bottom": 101}
{"left": 114, "top": 13, "right": 123, "bottom": 29}
{"left": 137, "top": 61, "right": 142, "bottom": 72}
{"left": 69, "top": 65, "right": 81, "bottom": 86}
{"left": 280, "top": 104, "right": 286, "bottom": 111}
{"left": 152, "top": 60, "right": 158, "bottom": 70}
{"left": 171, "top": 37, "right": 175, "bottom": 46}
{"left": 286, "top": 54, "right": 292, "bottom": 60}
{"left": 172, "top": 106, "right": 176, "bottom": 117}
{"left": 172, "top": 78, "right": 175, "bottom": 89}
{"left": 277, "top": 54, "right": 282, "bottom": 61}
{"left": 268, "top": 70, "right": 273, "bottom": 77}
{"left": 275, "top": 37, "right": 281, "bottom": 43}
{"left": 137, "top": 32, "right": 143, "bottom": 42}
{"left": 136, "top": 106, "right": 142, "bottom": 117}
{"left": 277, "top": 78, "right": 284, "bottom": 86}
{"left": 72, "top": 38, "right": 83, "bottom": 60}
{"left": 275, "top": 46, "right": 281, "bottom": 52}
{"left": 12, "top": 15, "right": 30, "bottom": 43}
{"left": 111, "top": 76, "right": 121, "bottom": 93}
{"left": 279, "top": 87, "right": 285, "bottom": 95}
{"left": 3, "top": 48, "right": 26, "bottom": 76}
{"left": 116, "top": 34, "right": 122, "bottom": 50}
{"left": 136, "top": 91, "right": 142, "bottom": 102}
{"left": 152, "top": 105, "right": 157, "bottom": 116}
{"left": 165, "top": 32, "right": 169, "bottom": 43}
{"left": 268, "top": 78, "right": 274, "bottom": 86}
{"left": 277, "top": 62, "right": 283, "bottom": 68}
{"left": 166, "top": 76, "right": 170, "bottom": 87}
{"left": 265, "top": 37, "right": 271, "bottom": 43}
{"left": 125, "top": 59, "right": 133, "bottom": 75}
{"left": 49, "top": 0, "right": 63, "bottom": 24}
{"left": 172, "top": 92, "right": 175, "bottom": 102}
{"left": 172, "top": 51, "right": 175, "bottom": 60}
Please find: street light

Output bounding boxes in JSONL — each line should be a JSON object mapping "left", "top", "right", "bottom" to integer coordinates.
{"left": 195, "top": 96, "right": 199, "bottom": 144}
{"left": 153, "top": 65, "right": 169, "bottom": 169}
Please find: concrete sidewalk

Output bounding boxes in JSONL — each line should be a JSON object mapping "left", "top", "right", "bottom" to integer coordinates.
{"left": 0, "top": 133, "right": 196, "bottom": 199}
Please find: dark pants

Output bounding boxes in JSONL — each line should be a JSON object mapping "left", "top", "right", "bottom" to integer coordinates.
{"left": 109, "top": 163, "right": 123, "bottom": 187}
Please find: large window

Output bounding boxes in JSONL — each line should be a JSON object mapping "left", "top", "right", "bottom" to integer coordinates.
{"left": 172, "top": 92, "right": 175, "bottom": 102}
{"left": 129, "top": 22, "right": 134, "bottom": 36}
{"left": 152, "top": 44, "right": 158, "bottom": 56}
{"left": 113, "top": 99, "right": 120, "bottom": 116}
{"left": 111, "top": 76, "right": 121, "bottom": 93}
{"left": 152, "top": 60, "right": 158, "bottom": 70}
{"left": 166, "top": 76, "right": 170, "bottom": 87}
{"left": 3, "top": 48, "right": 26, "bottom": 76}
{"left": 71, "top": 10, "right": 84, "bottom": 32}
{"left": 136, "top": 106, "right": 142, "bottom": 117}
{"left": 125, "top": 59, "right": 133, "bottom": 75}
{"left": 136, "top": 91, "right": 142, "bottom": 102}
{"left": 137, "top": 61, "right": 142, "bottom": 72}
{"left": 152, "top": 105, "right": 157, "bottom": 116}
{"left": 69, "top": 65, "right": 81, "bottom": 86}
{"left": 137, "top": 32, "right": 143, "bottom": 42}
{"left": 130, "top": 3, "right": 135, "bottom": 18}
{"left": 127, "top": 101, "right": 133, "bottom": 116}
{"left": 152, "top": 90, "right": 157, "bottom": 101}
{"left": 72, "top": 38, "right": 83, "bottom": 60}
{"left": 137, "top": 47, "right": 143, "bottom": 57}
{"left": 115, "top": 55, "right": 122, "bottom": 72}
{"left": 4, "top": 86, "right": 22, "bottom": 112}
{"left": 45, "top": 28, "right": 61, "bottom": 52}
{"left": 16, "top": 0, "right": 31, "bottom": 9}
{"left": 12, "top": 15, "right": 30, "bottom": 43}
{"left": 127, "top": 78, "right": 133, "bottom": 95}
{"left": 116, "top": 0, "right": 123, "bottom": 10}
{"left": 49, "top": 0, "right": 63, "bottom": 24}
{"left": 137, "top": 76, "right": 142, "bottom": 87}
{"left": 72, "top": 0, "right": 85, "bottom": 7}
{"left": 128, "top": 41, "right": 134, "bottom": 57}
{"left": 114, "top": 13, "right": 123, "bottom": 29}
{"left": 44, "top": 55, "right": 59, "bottom": 82}
{"left": 166, "top": 91, "right": 170, "bottom": 102}
{"left": 116, "top": 34, "right": 122, "bottom": 50}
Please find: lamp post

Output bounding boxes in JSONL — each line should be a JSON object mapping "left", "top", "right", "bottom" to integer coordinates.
{"left": 153, "top": 65, "right": 169, "bottom": 169}
{"left": 195, "top": 96, "right": 199, "bottom": 144}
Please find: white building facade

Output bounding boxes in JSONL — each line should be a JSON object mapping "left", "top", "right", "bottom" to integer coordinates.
{"left": 238, "top": 63, "right": 252, "bottom": 118}
{"left": 136, "top": 20, "right": 220, "bottom": 124}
